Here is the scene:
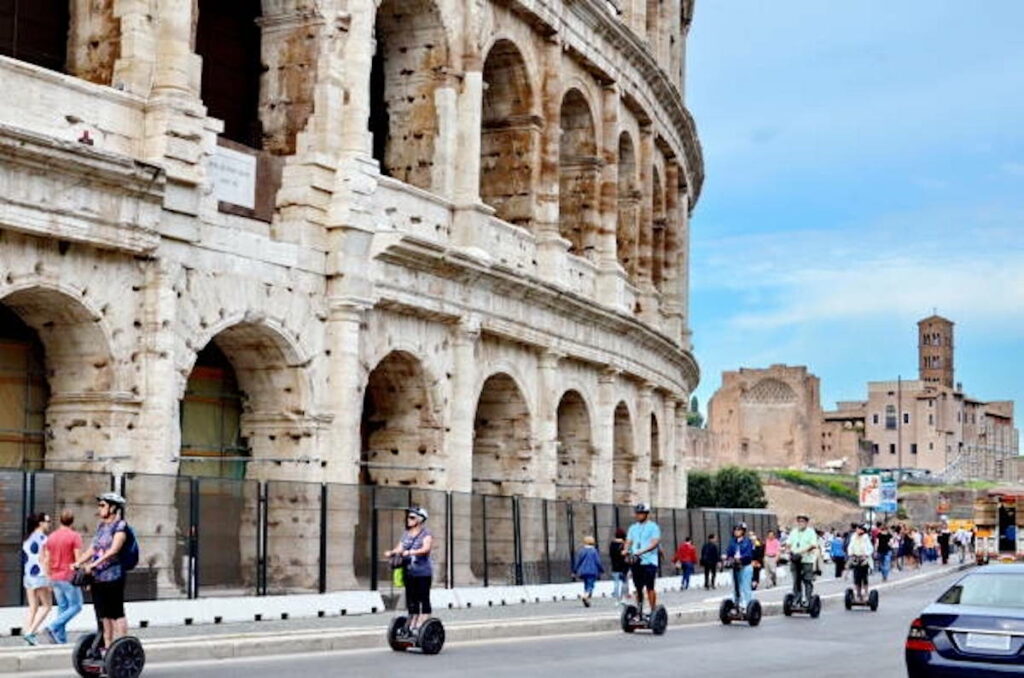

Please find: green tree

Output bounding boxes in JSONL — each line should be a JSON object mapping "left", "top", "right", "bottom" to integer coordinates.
{"left": 713, "top": 466, "right": 768, "bottom": 509}
{"left": 686, "top": 395, "right": 704, "bottom": 428}
{"left": 686, "top": 471, "right": 716, "bottom": 508}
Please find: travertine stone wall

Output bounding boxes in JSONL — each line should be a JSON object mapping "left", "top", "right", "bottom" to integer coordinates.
{"left": 0, "top": 0, "right": 703, "bottom": 588}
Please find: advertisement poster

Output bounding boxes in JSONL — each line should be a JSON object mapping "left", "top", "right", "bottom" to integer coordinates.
{"left": 859, "top": 472, "right": 881, "bottom": 508}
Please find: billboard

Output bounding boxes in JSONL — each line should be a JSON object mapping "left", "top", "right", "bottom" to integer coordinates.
{"left": 860, "top": 469, "right": 898, "bottom": 513}
{"left": 859, "top": 472, "right": 881, "bottom": 508}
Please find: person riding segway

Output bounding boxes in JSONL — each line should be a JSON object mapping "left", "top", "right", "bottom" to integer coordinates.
{"left": 845, "top": 524, "right": 879, "bottom": 612}
{"left": 620, "top": 503, "right": 668, "bottom": 635}
{"left": 72, "top": 492, "right": 145, "bottom": 678}
{"left": 385, "top": 506, "right": 444, "bottom": 655}
{"left": 719, "top": 523, "right": 762, "bottom": 626}
{"left": 783, "top": 514, "right": 822, "bottom": 619}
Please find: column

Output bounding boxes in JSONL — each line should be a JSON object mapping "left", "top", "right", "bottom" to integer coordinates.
{"left": 679, "top": 188, "right": 693, "bottom": 350}
{"left": 447, "top": 317, "right": 481, "bottom": 494}
{"left": 636, "top": 383, "right": 654, "bottom": 503}
{"left": 662, "top": 396, "right": 679, "bottom": 508}
{"left": 593, "top": 369, "right": 619, "bottom": 504}
{"left": 339, "top": 0, "right": 376, "bottom": 156}
{"left": 536, "top": 350, "right": 563, "bottom": 500}
{"left": 535, "top": 38, "right": 570, "bottom": 284}
{"left": 637, "top": 127, "right": 659, "bottom": 323}
{"left": 597, "top": 85, "right": 626, "bottom": 308}
{"left": 451, "top": 57, "right": 486, "bottom": 246}
{"left": 662, "top": 161, "right": 684, "bottom": 341}
{"left": 432, "top": 77, "right": 460, "bottom": 200}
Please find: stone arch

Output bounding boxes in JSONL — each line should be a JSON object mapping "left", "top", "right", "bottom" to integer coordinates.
{"left": 617, "top": 131, "right": 640, "bottom": 279}
{"left": 370, "top": 0, "right": 451, "bottom": 190}
{"left": 742, "top": 379, "right": 798, "bottom": 404}
{"left": 0, "top": 0, "right": 69, "bottom": 75}
{"left": 0, "top": 285, "right": 117, "bottom": 469}
{"left": 480, "top": 38, "right": 538, "bottom": 229}
{"left": 651, "top": 165, "right": 666, "bottom": 290}
{"left": 612, "top": 401, "right": 636, "bottom": 504}
{"left": 649, "top": 411, "right": 661, "bottom": 503}
{"left": 559, "top": 88, "right": 601, "bottom": 260}
{"left": 556, "top": 389, "right": 594, "bottom": 502}
{"left": 179, "top": 319, "right": 313, "bottom": 480}
{"left": 473, "top": 372, "right": 534, "bottom": 496}
{"left": 359, "top": 350, "right": 444, "bottom": 487}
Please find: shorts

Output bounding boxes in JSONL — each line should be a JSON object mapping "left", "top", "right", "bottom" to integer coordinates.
{"left": 23, "top": 575, "right": 50, "bottom": 590}
{"left": 91, "top": 577, "right": 126, "bottom": 620}
{"left": 631, "top": 563, "right": 658, "bottom": 593}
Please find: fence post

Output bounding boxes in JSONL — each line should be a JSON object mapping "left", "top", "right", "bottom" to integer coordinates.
{"left": 567, "top": 503, "right": 576, "bottom": 571}
{"left": 258, "top": 481, "right": 269, "bottom": 596}
{"left": 481, "top": 496, "right": 489, "bottom": 587}
{"left": 542, "top": 499, "right": 552, "bottom": 584}
{"left": 512, "top": 496, "right": 524, "bottom": 586}
{"left": 370, "top": 486, "right": 378, "bottom": 593}
{"left": 19, "top": 471, "right": 29, "bottom": 606}
{"left": 446, "top": 492, "right": 454, "bottom": 588}
{"left": 592, "top": 503, "right": 599, "bottom": 542}
{"left": 319, "top": 483, "right": 328, "bottom": 594}
{"left": 188, "top": 476, "right": 200, "bottom": 599}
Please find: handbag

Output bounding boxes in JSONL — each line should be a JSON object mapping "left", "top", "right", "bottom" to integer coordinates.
{"left": 71, "top": 569, "right": 94, "bottom": 588}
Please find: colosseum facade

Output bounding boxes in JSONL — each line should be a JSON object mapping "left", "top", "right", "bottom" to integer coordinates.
{"left": 0, "top": 0, "right": 701, "bottom": 589}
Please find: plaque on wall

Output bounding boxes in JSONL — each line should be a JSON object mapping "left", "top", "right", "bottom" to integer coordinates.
{"left": 209, "top": 144, "right": 257, "bottom": 210}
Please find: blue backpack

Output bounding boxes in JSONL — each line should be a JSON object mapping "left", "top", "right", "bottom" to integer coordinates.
{"left": 120, "top": 524, "right": 140, "bottom": 572}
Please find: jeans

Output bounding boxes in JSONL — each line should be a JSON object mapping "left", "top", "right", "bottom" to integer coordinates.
{"left": 879, "top": 552, "right": 892, "bottom": 581}
{"left": 611, "top": 571, "right": 627, "bottom": 599}
{"left": 581, "top": 575, "right": 596, "bottom": 596}
{"left": 680, "top": 563, "right": 693, "bottom": 589}
{"left": 48, "top": 580, "right": 83, "bottom": 644}
{"left": 736, "top": 564, "right": 754, "bottom": 610}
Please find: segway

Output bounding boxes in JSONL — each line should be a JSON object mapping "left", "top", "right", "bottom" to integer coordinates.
{"left": 620, "top": 561, "right": 668, "bottom": 635}
{"left": 844, "top": 557, "right": 879, "bottom": 612}
{"left": 387, "top": 615, "right": 445, "bottom": 655}
{"left": 783, "top": 556, "right": 822, "bottom": 619}
{"left": 719, "top": 560, "right": 762, "bottom": 626}
{"left": 73, "top": 617, "right": 145, "bottom": 678}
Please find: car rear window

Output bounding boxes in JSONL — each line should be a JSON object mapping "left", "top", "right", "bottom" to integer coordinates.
{"left": 938, "top": 573, "right": 1024, "bottom": 609}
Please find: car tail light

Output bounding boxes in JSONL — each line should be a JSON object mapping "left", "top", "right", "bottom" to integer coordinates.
{"left": 906, "top": 618, "right": 936, "bottom": 652}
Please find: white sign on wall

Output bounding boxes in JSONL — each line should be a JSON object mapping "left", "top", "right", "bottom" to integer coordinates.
{"left": 859, "top": 473, "right": 882, "bottom": 508}
{"left": 209, "top": 145, "right": 257, "bottom": 210}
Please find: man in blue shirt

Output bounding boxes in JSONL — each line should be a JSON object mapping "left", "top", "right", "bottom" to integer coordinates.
{"left": 623, "top": 503, "right": 661, "bottom": 611}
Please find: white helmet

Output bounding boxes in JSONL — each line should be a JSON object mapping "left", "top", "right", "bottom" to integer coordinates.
{"left": 634, "top": 502, "right": 651, "bottom": 514}
{"left": 407, "top": 506, "right": 428, "bottom": 522}
{"left": 97, "top": 492, "right": 126, "bottom": 508}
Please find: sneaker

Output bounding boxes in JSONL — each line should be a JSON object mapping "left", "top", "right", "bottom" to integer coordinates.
{"left": 23, "top": 633, "right": 37, "bottom": 646}
{"left": 582, "top": 596, "right": 591, "bottom": 608}
{"left": 43, "top": 628, "right": 59, "bottom": 645}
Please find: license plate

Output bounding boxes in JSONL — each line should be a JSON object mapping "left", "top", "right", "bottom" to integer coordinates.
{"left": 965, "top": 633, "right": 1011, "bottom": 651}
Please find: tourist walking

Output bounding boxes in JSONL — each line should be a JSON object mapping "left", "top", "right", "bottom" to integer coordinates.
{"left": 830, "top": 531, "right": 847, "bottom": 579}
{"left": 21, "top": 512, "right": 52, "bottom": 646}
{"left": 937, "top": 527, "right": 951, "bottom": 565}
{"left": 43, "top": 510, "right": 84, "bottom": 644}
{"left": 572, "top": 536, "right": 604, "bottom": 606}
{"left": 763, "top": 530, "right": 780, "bottom": 588}
{"left": 700, "top": 534, "right": 720, "bottom": 589}
{"left": 609, "top": 528, "right": 629, "bottom": 604}
{"left": 750, "top": 531, "right": 765, "bottom": 590}
{"left": 672, "top": 536, "right": 697, "bottom": 590}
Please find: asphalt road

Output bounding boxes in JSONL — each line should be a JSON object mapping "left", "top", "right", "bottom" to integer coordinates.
{"left": 26, "top": 570, "right": 963, "bottom": 677}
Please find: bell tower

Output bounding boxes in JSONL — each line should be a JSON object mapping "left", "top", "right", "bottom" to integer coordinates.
{"left": 918, "top": 315, "right": 954, "bottom": 388}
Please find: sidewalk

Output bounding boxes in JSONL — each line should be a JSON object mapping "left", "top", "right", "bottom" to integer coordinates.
{"left": 0, "top": 561, "right": 970, "bottom": 672}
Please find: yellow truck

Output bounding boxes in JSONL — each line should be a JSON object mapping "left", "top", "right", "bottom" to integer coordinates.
{"left": 973, "top": 491, "right": 1024, "bottom": 563}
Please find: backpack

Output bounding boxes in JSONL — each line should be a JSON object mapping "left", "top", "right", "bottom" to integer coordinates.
{"left": 119, "top": 524, "right": 140, "bottom": 572}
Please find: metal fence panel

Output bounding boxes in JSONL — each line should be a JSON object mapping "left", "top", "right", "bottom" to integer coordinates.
{"left": 471, "top": 494, "right": 517, "bottom": 586}
{"left": 122, "top": 473, "right": 189, "bottom": 600}
{"left": 0, "top": 470, "right": 24, "bottom": 606}
{"left": 196, "top": 476, "right": 258, "bottom": 596}
{"left": 266, "top": 480, "right": 322, "bottom": 594}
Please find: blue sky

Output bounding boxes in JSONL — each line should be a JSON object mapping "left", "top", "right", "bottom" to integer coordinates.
{"left": 686, "top": 1, "right": 1024, "bottom": 414}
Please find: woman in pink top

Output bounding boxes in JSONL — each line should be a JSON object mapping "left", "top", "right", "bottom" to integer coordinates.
{"left": 762, "top": 530, "right": 781, "bottom": 589}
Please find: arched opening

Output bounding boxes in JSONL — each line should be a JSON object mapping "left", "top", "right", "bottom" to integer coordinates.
{"left": 651, "top": 166, "right": 665, "bottom": 290}
{"left": 472, "top": 373, "right": 533, "bottom": 496}
{"left": 649, "top": 412, "right": 661, "bottom": 503}
{"left": 179, "top": 342, "right": 247, "bottom": 480}
{"left": 617, "top": 132, "right": 639, "bottom": 279}
{"left": 556, "top": 390, "right": 593, "bottom": 502}
{"left": 480, "top": 39, "right": 537, "bottom": 229}
{"left": 196, "top": 0, "right": 263, "bottom": 149}
{"left": 0, "top": 304, "right": 48, "bottom": 470}
{"left": 558, "top": 89, "right": 600, "bottom": 259}
{"left": 0, "top": 0, "right": 69, "bottom": 74}
{"left": 359, "top": 351, "right": 443, "bottom": 487}
{"left": 612, "top": 402, "right": 635, "bottom": 504}
{"left": 370, "top": 0, "right": 449, "bottom": 190}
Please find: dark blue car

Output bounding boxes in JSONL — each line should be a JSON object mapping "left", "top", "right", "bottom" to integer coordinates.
{"left": 906, "top": 565, "right": 1024, "bottom": 677}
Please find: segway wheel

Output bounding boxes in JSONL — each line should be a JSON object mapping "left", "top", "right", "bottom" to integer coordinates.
{"left": 650, "top": 605, "right": 668, "bottom": 636}
{"left": 748, "top": 600, "right": 762, "bottom": 627}
{"left": 844, "top": 588, "right": 854, "bottom": 611}
{"left": 104, "top": 636, "right": 145, "bottom": 678}
{"left": 719, "top": 599, "right": 734, "bottom": 625}
{"left": 418, "top": 618, "right": 445, "bottom": 655}
{"left": 73, "top": 632, "right": 99, "bottom": 678}
{"left": 868, "top": 590, "right": 879, "bottom": 612}
{"left": 621, "top": 604, "right": 638, "bottom": 633}
{"left": 388, "top": 616, "right": 409, "bottom": 652}
{"left": 809, "top": 595, "right": 822, "bottom": 619}
{"left": 783, "top": 593, "right": 794, "bottom": 617}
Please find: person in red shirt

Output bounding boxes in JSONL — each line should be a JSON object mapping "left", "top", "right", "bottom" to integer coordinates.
{"left": 44, "top": 510, "right": 84, "bottom": 644}
{"left": 672, "top": 536, "right": 698, "bottom": 590}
